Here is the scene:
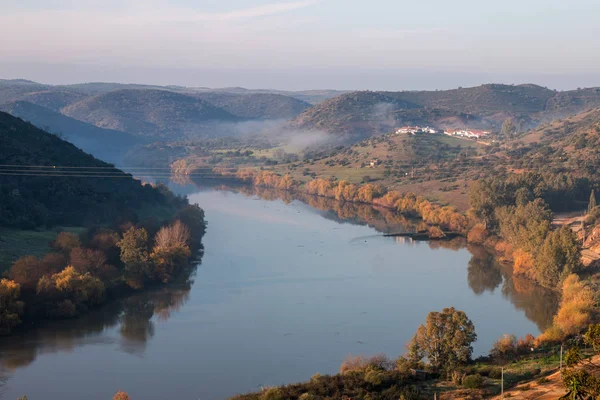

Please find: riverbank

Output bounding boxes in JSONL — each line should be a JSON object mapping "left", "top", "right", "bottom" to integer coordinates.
{"left": 0, "top": 204, "right": 207, "bottom": 337}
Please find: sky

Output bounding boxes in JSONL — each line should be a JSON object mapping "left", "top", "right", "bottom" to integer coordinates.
{"left": 1, "top": 0, "right": 600, "bottom": 90}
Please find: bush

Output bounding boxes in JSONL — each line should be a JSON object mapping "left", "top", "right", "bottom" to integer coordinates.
{"left": 462, "top": 374, "right": 484, "bottom": 389}
{"left": 260, "top": 387, "right": 284, "bottom": 400}
{"left": 491, "top": 334, "right": 517, "bottom": 359}
{"left": 467, "top": 224, "right": 488, "bottom": 244}
{"left": 451, "top": 370, "right": 466, "bottom": 385}
{"left": 489, "top": 368, "right": 503, "bottom": 380}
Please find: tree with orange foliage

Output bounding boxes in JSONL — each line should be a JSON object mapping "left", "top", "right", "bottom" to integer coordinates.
{"left": 0, "top": 279, "right": 24, "bottom": 335}
{"left": 113, "top": 391, "right": 131, "bottom": 400}
{"left": 467, "top": 223, "right": 487, "bottom": 244}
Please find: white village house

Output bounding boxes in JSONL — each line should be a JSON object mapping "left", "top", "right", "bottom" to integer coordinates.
{"left": 443, "top": 128, "right": 490, "bottom": 139}
{"left": 396, "top": 126, "right": 437, "bottom": 135}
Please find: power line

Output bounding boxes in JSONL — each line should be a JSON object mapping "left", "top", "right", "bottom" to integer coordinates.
{"left": 0, "top": 164, "right": 234, "bottom": 170}
{"left": 0, "top": 172, "right": 232, "bottom": 179}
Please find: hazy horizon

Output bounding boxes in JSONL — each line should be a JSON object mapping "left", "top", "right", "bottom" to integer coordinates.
{"left": 2, "top": 0, "right": 600, "bottom": 91}
{"left": 2, "top": 65, "right": 600, "bottom": 92}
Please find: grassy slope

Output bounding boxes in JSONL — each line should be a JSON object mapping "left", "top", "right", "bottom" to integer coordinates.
{"left": 270, "top": 132, "right": 487, "bottom": 209}
{"left": 0, "top": 227, "right": 86, "bottom": 271}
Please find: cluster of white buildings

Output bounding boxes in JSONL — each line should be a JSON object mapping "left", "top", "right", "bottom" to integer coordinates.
{"left": 443, "top": 129, "right": 490, "bottom": 139}
{"left": 396, "top": 126, "right": 438, "bottom": 135}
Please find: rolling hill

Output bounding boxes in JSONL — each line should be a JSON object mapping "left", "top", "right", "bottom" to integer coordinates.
{"left": 289, "top": 84, "right": 600, "bottom": 139}
{"left": 514, "top": 106, "right": 600, "bottom": 174}
{"left": 61, "top": 89, "right": 241, "bottom": 139}
{"left": 1, "top": 101, "right": 145, "bottom": 164}
{"left": 0, "top": 111, "right": 180, "bottom": 229}
{"left": 192, "top": 92, "right": 311, "bottom": 120}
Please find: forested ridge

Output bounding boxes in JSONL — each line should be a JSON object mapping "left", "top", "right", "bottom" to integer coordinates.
{"left": 0, "top": 111, "right": 181, "bottom": 229}
{"left": 0, "top": 111, "right": 207, "bottom": 336}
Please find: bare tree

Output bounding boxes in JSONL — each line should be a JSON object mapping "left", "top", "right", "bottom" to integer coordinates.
{"left": 154, "top": 220, "right": 191, "bottom": 249}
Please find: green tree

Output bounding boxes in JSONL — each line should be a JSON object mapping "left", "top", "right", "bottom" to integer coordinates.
{"left": 501, "top": 119, "right": 516, "bottom": 139}
{"left": 535, "top": 227, "right": 582, "bottom": 288}
{"left": 560, "top": 324, "right": 600, "bottom": 399}
{"left": 468, "top": 179, "right": 508, "bottom": 229}
{"left": 0, "top": 279, "right": 24, "bottom": 335}
{"left": 118, "top": 227, "right": 150, "bottom": 288}
{"left": 588, "top": 190, "right": 597, "bottom": 214}
{"left": 407, "top": 307, "right": 477, "bottom": 370}
{"left": 496, "top": 199, "right": 552, "bottom": 253}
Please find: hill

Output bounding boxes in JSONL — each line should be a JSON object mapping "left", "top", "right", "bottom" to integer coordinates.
{"left": 15, "top": 90, "right": 88, "bottom": 111}
{"left": 289, "top": 84, "right": 600, "bottom": 139}
{"left": 290, "top": 91, "right": 424, "bottom": 139}
{"left": 61, "top": 89, "right": 240, "bottom": 139}
{"left": 0, "top": 79, "right": 49, "bottom": 104}
{"left": 0, "top": 111, "right": 182, "bottom": 229}
{"left": 192, "top": 92, "right": 310, "bottom": 120}
{"left": 514, "top": 106, "right": 600, "bottom": 174}
{"left": 0, "top": 101, "right": 146, "bottom": 164}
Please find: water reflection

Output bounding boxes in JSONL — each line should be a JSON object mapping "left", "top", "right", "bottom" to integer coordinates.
{"left": 0, "top": 261, "right": 199, "bottom": 375}
{"left": 212, "top": 183, "right": 559, "bottom": 333}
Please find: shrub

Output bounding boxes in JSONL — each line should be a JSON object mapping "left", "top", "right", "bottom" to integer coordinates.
{"left": 451, "top": 370, "right": 466, "bottom": 385}
{"left": 113, "top": 391, "right": 131, "bottom": 400}
{"left": 488, "top": 368, "right": 503, "bottom": 380}
{"left": 0, "top": 279, "right": 24, "bottom": 335}
{"left": 462, "top": 374, "right": 484, "bottom": 389}
{"left": 491, "top": 334, "right": 517, "bottom": 359}
{"left": 467, "top": 224, "right": 487, "bottom": 244}
{"left": 340, "top": 354, "right": 392, "bottom": 374}
{"left": 52, "top": 232, "right": 81, "bottom": 254}
{"left": 260, "top": 387, "right": 284, "bottom": 400}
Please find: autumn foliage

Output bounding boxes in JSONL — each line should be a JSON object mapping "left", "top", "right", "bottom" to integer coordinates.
{"left": 2, "top": 207, "right": 206, "bottom": 335}
{"left": 537, "top": 274, "right": 596, "bottom": 343}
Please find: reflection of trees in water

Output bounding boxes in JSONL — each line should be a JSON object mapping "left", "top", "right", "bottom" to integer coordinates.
{"left": 216, "top": 184, "right": 419, "bottom": 233}
{"left": 216, "top": 184, "right": 561, "bottom": 334}
{"left": 0, "top": 257, "right": 201, "bottom": 371}
{"left": 467, "top": 246, "right": 503, "bottom": 295}
{"left": 501, "top": 275, "right": 559, "bottom": 332}
{"left": 466, "top": 245, "right": 559, "bottom": 332}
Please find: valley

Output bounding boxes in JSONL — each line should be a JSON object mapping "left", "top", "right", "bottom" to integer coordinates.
{"left": 3, "top": 79, "right": 600, "bottom": 399}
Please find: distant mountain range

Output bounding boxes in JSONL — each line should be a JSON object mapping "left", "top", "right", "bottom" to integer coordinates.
{"left": 2, "top": 79, "right": 600, "bottom": 165}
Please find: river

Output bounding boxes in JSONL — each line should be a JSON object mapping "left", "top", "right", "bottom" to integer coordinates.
{"left": 0, "top": 186, "right": 558, "bottom": 400}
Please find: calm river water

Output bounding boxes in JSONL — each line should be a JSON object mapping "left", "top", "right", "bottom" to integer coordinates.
{"left": 0, "top": 187, "right": 558, "bottom": 400}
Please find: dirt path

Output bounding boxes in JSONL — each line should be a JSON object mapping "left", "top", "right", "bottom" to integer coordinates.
{"left": 490, "top": 369, "right": 566, "bottom": 399}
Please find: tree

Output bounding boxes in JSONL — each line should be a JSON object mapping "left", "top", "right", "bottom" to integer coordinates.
{"left": 52, "top": 232, "right": 81, "bottom": 254}
{"left": 535, "top": 227, "right": 582, "bottom": 288}
{"left": 118, "top": 227, "right": 150, "bottom": 288}
{"left": 9, "top": 254, "right": 66, "bottom": 292}
{"left": 588, "top": 190, "right": 597, "bottom": 214}
{"left": 154, "top": 220, "right": 190, "bottom": 249}
{"left": 501, "top": 119, "right": 516, "bottom": 139}
{"left": 113, "top": 391, "right": 131, "bottom": 400}
{"left": 0, "top": 279, "right": 24, "bottom": 335}
{"left": 407, "top": 307, "right": 477, "bottom": 370}
{"left": 36, "top": 266, "right": 105, "bottom": 316}
{"left": 559, "top": 324, "right": 600, "bottom": 399}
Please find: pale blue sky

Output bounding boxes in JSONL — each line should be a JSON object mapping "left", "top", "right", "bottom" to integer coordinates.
{"left": 2, "top": 0, "right": 600, "bottom": 90}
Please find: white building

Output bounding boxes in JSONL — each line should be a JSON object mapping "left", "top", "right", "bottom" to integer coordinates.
{"left": 396, "top": 126, "right": 438, "bottom": 135}
{"left": 443, "top": 129, "right": 490, "bottom": 139}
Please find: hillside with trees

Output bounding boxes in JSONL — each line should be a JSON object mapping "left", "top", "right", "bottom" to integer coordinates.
{"left": 192, "top": 92, "right": 311, "bottom": 120}
{"left": 60, "top": 89, "right": 242, "bottom": 139}
{"left": 0, "top": 111, "right": 184, "bottom": 230}
{"left": 289, "top": 84, "right": 600, "bottom": 139}
{"left": 0, "top": 111, "right": 207, "bottom": 336}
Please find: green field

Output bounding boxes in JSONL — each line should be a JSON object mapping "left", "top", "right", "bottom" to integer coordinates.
{"left": 0, "top": 227, "right": 86, "bottom": 272}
